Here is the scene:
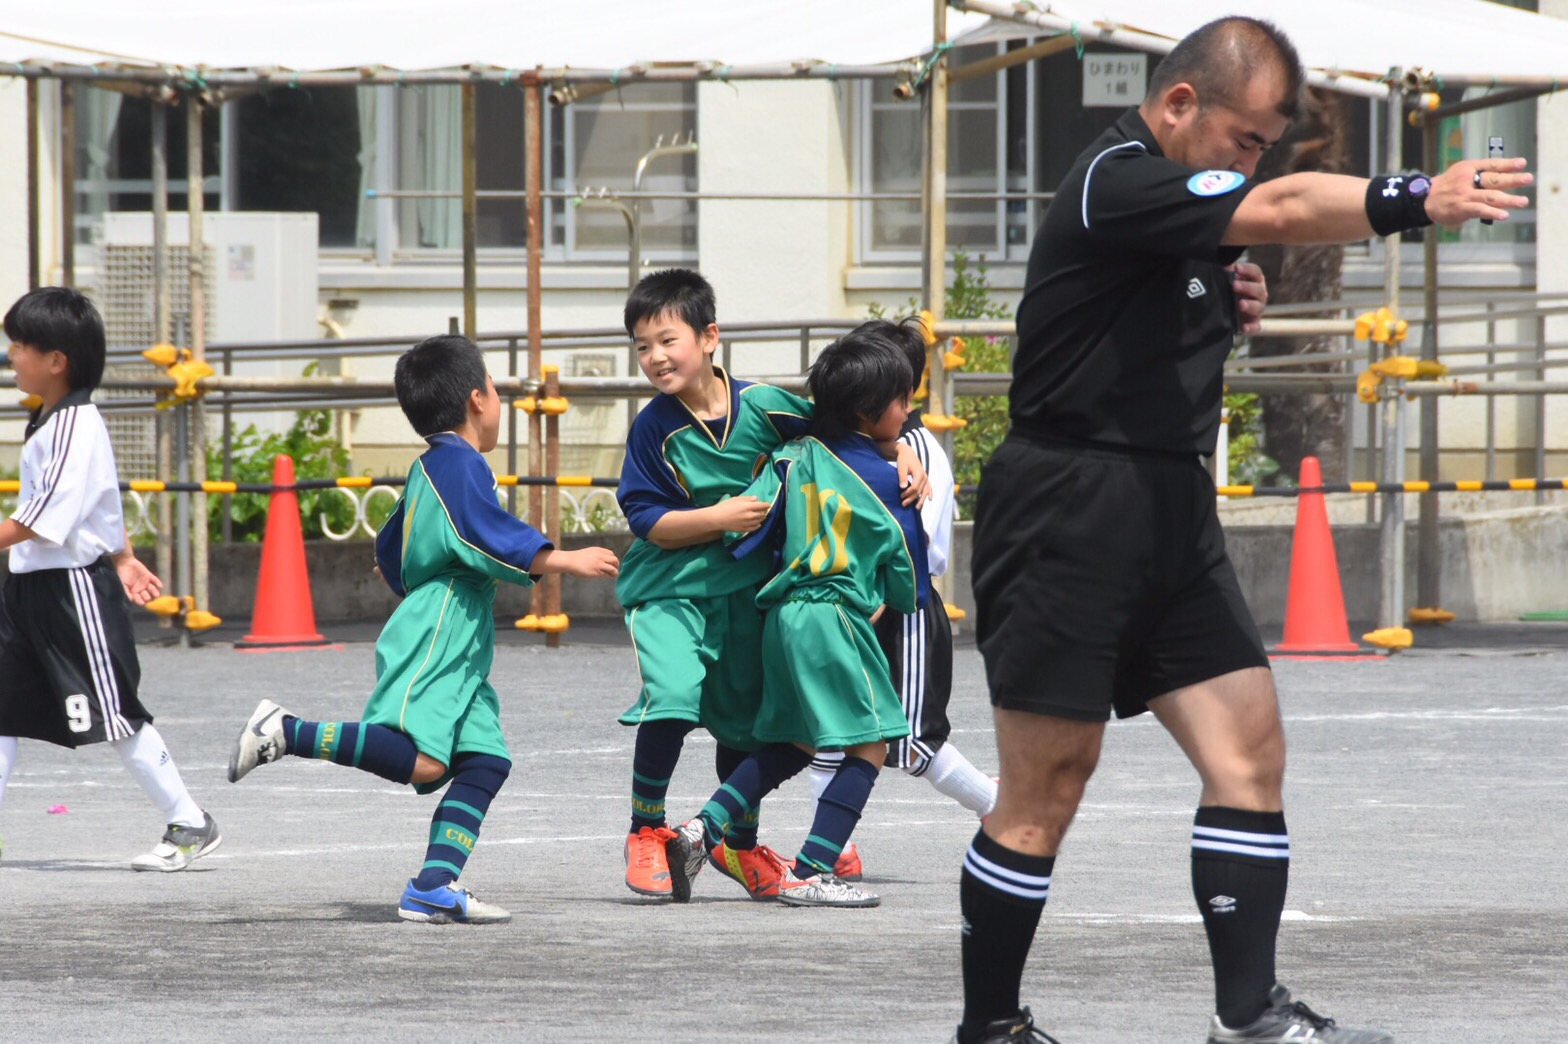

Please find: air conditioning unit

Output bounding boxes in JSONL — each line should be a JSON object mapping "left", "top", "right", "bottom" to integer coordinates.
{"left": 98, "top": 213, "right": 319, "bottom": 477}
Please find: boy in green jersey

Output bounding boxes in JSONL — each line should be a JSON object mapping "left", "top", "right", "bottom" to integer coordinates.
{"left": 665, "top": 319, "right": 929, "bottom": 908}
{"left": 228, "top": 335, "right": 618, "bottom": 924}
{"left": 616, "top": 271, "right": 927, "bottom": 900}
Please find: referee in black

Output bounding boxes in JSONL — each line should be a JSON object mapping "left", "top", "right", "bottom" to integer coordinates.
{"left": 955, "top": 17, "right": 1530, "bottom": 1044}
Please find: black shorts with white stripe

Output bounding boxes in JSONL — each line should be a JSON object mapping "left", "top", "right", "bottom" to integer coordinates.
{"left": 874, "top": 585, "right": 955, "bottom": 772}
{"left": 0, "top": 557, "right": 152, "bottom": 748}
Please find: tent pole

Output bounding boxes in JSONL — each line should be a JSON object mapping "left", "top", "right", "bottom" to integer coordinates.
{"left": 525, "top": 74, "right": 548, "bottom": 642}
{"left": 1416, "top": 115, "right": 1442, "bottom": 615}
{"left": 1378, "top": 86, "right": 1406, "bottom": 634}
{"left": 187, "top": 95, "right": 210, "bottom": 640}
{"left": 922, "top": 0, "right": 949, "bottom": 416}
{"left": 152, "top": 99, "right": 174, "bottom": 621}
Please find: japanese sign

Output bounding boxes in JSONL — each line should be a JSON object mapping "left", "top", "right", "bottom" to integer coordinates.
{"left": 1082, "top": 53, "right": 1147, "bottom": 108}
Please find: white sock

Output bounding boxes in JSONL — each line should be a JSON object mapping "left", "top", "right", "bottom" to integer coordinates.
{"left": 0, "top": 735, "right": 17, "bottom": 808}
{"left": 112, "top": 724, "right": 203, "bottom": 827}
{"left": 808, "top": 752, "right": 843, "bottom": 802}
{"left": 918, "top": 743, "right": 998, "bottom": 817}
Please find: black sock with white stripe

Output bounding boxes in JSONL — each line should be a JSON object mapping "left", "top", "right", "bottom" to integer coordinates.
{"left": 959, "top": 829, "right": 1053, "bottom": 1040}
{"left": 1192, "top": 806, "right": 1290, "bottom": 1029}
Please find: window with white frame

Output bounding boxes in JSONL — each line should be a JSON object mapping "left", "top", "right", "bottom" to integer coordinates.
{"left": 858, "top": 38, "right": 1538, "bottom": 263}
{"left": 72, "top": 81, "right": 697, "bottom": 261}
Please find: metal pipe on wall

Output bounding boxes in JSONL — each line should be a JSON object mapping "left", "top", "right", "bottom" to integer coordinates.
{"left": 59, "top": 81, "right": 75, "bottom": 287}
{"left": 461, "top": 82, "right": 478, "bottom": 339}
{"left": 26, "top": 79, "right": 39, "bottom": 290}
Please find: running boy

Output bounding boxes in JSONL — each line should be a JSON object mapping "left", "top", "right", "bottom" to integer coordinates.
{"left": 665, "top": 319, "right": 928, "bottom": 907}
{"left": 228, "top": 334, "right": 618, "bottom": 924}
{"left": 615, "top": 271, "right": 927, "bottom": 900}
{"left": 0, "top": 286, "right": 219, "bottom": 872}
{"left": 807, "top": 324, "right": 997, "bottom": 879}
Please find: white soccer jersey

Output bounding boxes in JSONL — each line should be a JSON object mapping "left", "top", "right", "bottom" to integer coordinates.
{"left": 903, "top": 422, "right": 955, "bottom": 579}
{"left": 10, "top": 389, "right": 126, "bottom": 573}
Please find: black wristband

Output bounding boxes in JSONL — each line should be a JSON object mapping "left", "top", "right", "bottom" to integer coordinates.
{"left": 1366, "top": 173, "right": 1434, "bottom": 237}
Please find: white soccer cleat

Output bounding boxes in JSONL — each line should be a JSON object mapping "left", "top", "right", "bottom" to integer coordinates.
{"left": 776, "top": 866, "right": 881, "bottom": 908}
{"left": 131, "top": 811, "right": 222, "bottom": 872}
{"left": 228, "top": 699, "right": 290, "bottom": 782}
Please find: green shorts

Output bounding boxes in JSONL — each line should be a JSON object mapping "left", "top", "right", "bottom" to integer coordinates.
{"left": 619, "top": 587, "right": 765, "bottom": 752}
{"left": 362, "top": 578, "right": 510, "bottom": 794}
{"left": 753, "top": 598, "right": 912, "bottom": 751}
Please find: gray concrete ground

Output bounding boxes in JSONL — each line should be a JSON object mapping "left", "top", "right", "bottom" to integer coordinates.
{"left": 2, "top": 620, "right": 1565, "bottom": 1043}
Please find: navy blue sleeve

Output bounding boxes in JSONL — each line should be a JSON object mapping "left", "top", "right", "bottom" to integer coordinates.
{"left": 617, "top": 403, "right": 693, "bottom": 539}
{"left": 846, "top": 440, "right": 931, "bottom": 610}
{"left": 427, "top": 442, "right": 554, "bottom": 580}
{"left": 374, "top": 497, "right": 406, "bottom": 597}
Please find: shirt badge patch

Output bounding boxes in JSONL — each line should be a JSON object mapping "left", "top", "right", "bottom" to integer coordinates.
{"left": 1186, "top": 277, "right": 1207, "bottom": 299}
{"left": 1186, "top": 170, "right": 1246, "bottom": 197}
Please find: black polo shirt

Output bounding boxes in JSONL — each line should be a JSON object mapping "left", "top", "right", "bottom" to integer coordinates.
{"left": 1011, "top": 108, "right": 1255, "bottom": 456}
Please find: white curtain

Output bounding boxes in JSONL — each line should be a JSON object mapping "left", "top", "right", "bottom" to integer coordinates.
{"left": 80, "top": 86, "right": 123, "bottom": 233}
{"left": 406, "top": 86, "right": 460, "bottom": 249}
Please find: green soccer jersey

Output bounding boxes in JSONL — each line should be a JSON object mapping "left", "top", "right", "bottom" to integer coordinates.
{"left": 615, "top": 370, "right": 810, "bottom": 608}
{"left": 366, "top": 433, "right": 552, "bottom": 791}
{"left": 734, "top": 434, "right": 929, "bottom": 617}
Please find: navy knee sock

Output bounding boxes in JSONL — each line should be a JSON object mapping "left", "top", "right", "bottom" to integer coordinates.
{"left": 1193, "top": 806, "right": 1290, "bottom": 1029}
{"left": 795, "top": 756, "right": 878, "bottom": 877}
{"left": 696, "top": 743, "right": 810, "bottom": 850}
{"left": 959, "top": 829, "right": 1053, "bottom": 1041}
{"left": 282, "top": 717, "right": 417, "bottom": 784}
{"left": 413, "top": 753, "right": 512, "bottom": 891}
{"left": 715, "top": 744, "right": 759, "bottom": 850}
{"left": 629, "top": 719, "right": 695, "bottom": 833}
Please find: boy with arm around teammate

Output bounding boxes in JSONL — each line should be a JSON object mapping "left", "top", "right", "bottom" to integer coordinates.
{"left": 615, "top": 270, "right": 929, "bottom": 900}
{"left": 665, "top": 319, "right": 929, "bottom": 907}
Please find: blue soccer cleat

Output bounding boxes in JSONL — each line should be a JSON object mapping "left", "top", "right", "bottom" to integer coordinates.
{"left": 397, "top": 879, "right": 511, "bottom": 925}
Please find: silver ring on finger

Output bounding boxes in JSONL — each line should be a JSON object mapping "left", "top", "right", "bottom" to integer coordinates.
{"left": 1473, "top": 170, "right": 1485, "bottom": 189}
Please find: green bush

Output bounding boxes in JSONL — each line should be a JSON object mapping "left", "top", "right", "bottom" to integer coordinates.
{"left": 207, "top": 405, "right": 362, "bottom": 542}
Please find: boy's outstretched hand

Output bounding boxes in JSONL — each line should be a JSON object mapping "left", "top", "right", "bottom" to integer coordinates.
{"left": 531, "top": 546, "right": 620, "bottom": 578}
{"left": 115, "top": 553, "right": 163, "bottom": 605}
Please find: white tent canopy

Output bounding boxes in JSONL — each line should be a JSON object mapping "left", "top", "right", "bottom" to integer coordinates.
{"left": 0, "top": 1, "right": 987, "bottom": 74}
{"left": 956, "top": 0, "right": 1568, "bottom": 94}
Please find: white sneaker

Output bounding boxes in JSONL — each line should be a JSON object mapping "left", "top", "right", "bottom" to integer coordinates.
{"left": 776, "top": 866, "right": 880, "bottom": 907}
{"left": 228, "top": 699, "right": 290, "bottom": 782}
{"left": 131, "top": 811, "right": 222, "bottom": 872}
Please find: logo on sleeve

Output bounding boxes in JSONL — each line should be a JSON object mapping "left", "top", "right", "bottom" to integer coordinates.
{"left": 1186, "top": 170, "right": 1246, "bottom": 197}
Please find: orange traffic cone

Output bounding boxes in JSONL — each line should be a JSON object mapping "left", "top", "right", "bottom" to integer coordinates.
{"left": 1271, "top": 456, "right": 1372, "bottom": 658}
{"left": 235, "top": 455, "right": 335, "bottom": 652}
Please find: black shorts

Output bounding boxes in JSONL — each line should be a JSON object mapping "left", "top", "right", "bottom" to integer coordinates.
{"left": 874, "top": 586, "right": 955, "bottom": 771}
{"left": 972, "top": 433, "right": 1268, "bottom": 722}
{"left": 0, "top": 558, "right": 152, "bottom": 748}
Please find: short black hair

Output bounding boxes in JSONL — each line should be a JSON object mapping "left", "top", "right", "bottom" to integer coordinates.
{"left": 1145, "top": 17, "right": 1304, "bottom": 121}
{"left": 3, "top": 286, "right": 107, "bottom": 391}
{"left": 624, "top": 268, "right": 716, "bottom": 337}
{"left": 807, "top": 320, "right": 915, "bottom": 442}
{"left": 394, "top": 334, "right": 489, "bottom": 437}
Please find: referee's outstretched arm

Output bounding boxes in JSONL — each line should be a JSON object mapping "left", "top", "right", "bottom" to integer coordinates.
{"left": 1224, "top": 159, "right": 1532, "bottom": 246}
